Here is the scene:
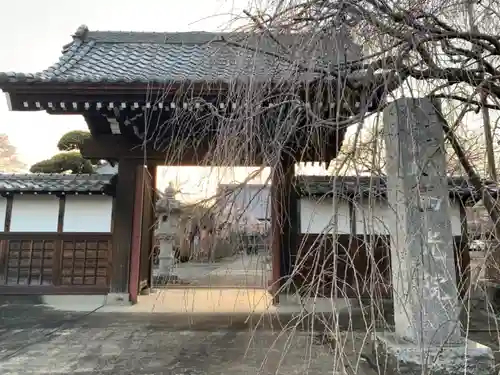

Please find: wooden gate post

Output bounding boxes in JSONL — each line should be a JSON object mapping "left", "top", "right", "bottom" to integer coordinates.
{"left": 140, "top": 163, "right": 157, "bottom": 292}
{"left": 108, "top": 159, "right": 140, "bottom": 304}
{"left": 270, "top": 151, "right": 297, "bottom": 304}
{"left": 128, "top": 163, "right": 157, "bottom": 303}
{"left": 129, "top": 165, "right": 146, "bottom": 304}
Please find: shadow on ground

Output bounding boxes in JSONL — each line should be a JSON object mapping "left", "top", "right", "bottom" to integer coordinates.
{"left": 1, "top": 296, "right": 500, "bottom": 374}
{"left": 0, "top": 302, "right": 375, "bottom": 375}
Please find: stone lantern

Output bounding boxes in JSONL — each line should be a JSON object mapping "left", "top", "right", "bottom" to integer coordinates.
{"left": 155, "top": 182, "right": 181, "bottom": 283}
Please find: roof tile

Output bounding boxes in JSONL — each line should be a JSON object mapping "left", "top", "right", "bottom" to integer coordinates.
{"left": 295, "top": 175, "right": 496, "bottom": 199}
{"left": 0, "top": 26, "right": 361, "bottom": 86}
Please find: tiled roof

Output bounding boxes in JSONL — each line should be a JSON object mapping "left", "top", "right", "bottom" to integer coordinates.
{"left": 295, "top": 175, "right": 497, "bottom": 198}
{"left": 0, "top": 174, "right": 115, "bottom": 194}
{"left": 0, "top": 25, "right": 360, "bottom": 86}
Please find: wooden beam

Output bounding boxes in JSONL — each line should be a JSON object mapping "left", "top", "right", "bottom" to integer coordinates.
{"left": 0, "top": 196, "right": 11, "bottom": 285}
{"left": 348, "top": 197, "right": 357, "bottom": 236}
{"left": 81, "top": 135, "right": 212, "bottom": 164}
{"left": 2, "top": 82, "right": 229, "bottom": 98}
{"left": 57, "top": 195, "right": 66, "bottom": 233}
{"left": 81, "top": 136, "right": 167, "bottom": 161}
{"left": 4, "top": 196, "right": 12, "bottom": 232}
{"left": 110, "top": 159, "right": 138, "bottom": 294}
{"left": 80, "top": 135, "right": 266, "bottom": 165}
{"left": 52, "top": 195, "right": 66, "bottom": 287}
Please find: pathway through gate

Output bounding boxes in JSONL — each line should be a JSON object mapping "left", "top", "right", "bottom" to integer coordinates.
{"left": 152, "top": 242, "right": 270, "bottom": 289}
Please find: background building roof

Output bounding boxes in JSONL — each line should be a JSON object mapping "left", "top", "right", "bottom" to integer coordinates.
{"left": 294, "top": 175, "right": 496, "bottom": 200}
{"left": 0, "top": 173, "right": 115, "bottom": 194}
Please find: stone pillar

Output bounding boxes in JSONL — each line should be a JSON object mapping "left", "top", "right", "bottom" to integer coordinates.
{"left": 373, "top": 98, "right": 494, "bottom": 375}
{"left": 155, "top": 182, "right": 180, "bottom": 284}
{"left": 158, "top": 233, "right": 176, "bottom": 276}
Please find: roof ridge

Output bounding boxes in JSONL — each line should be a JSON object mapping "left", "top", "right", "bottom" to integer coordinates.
{"left": 72, "top": 25, "right": 243, "bottom": 45}
{"left": 295, "top": 175, "right": 476, "bottom": 187}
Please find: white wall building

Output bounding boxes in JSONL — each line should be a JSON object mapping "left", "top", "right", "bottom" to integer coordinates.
{"left": 219, "top": 176, "right": 470, "bottom": 237}
{"left": 0, "top": 173, "right": 115, "bottom": 294}
{"left": 217, "top": 183, "right": 271, "bottom": 229}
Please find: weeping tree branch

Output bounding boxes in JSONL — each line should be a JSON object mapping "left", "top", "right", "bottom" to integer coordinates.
{"left": 257, "top": 0, "right": 500, "bottom": 108}
{"left": 238, "top": 0, "right": 500, "bottom": 236}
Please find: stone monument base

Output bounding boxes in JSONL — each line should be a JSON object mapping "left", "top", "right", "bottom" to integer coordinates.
{"left": 373, "top": 332, "right": 494, "bottom": 375}
{"left": 153, "top": 274, "right": 182, "bottom": 286}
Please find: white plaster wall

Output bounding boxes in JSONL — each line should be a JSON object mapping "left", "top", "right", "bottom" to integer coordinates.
{"left": 63, "top": 195, "right": 113, "bottom": 232}
{"left": 355, "top": 198, "right": 394, "bottom": 235}
{"left": 242, "top": 184, "right": 270, "bottom": 220}
{"left": 10, "top": 195, "right": 59, "bottom": 232}
{"left": 300, "top": 197, "right": 350, "bottom": 234}
{"left": 220, "top": 184, "right": 270, "bottom": 221}
{"left": 301, "top": 196, "right": 463, "bottom": 236}
{"left": 449, "top": 200, "right": 462, "bottom": 236}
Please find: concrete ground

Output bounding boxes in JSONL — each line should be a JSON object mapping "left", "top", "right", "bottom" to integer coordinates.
{"left": 191, "top": 252, "right": 269, "bottom": 287}
{"left": 0, "top": 251, "right": 496, "bottom": 375}
{"left": 2, "top": 287, "right": 500, "bottom": 374}
{"left": 0, "top": 289, "right": 374, "bottom": 375}
{"left": 154, "top": 253, "right": 269, "bottom": 288}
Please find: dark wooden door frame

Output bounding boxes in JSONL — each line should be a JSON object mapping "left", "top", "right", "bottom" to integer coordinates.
{"left": 129, "top": 165, "right": 145, "bottom": 304}
{"left": 270, "top": 152, "right": 297, "bottom": 304}
{"left": 128, "top": 163, "right": 158, "bottom": 303}
{"left": 110, "top": 159, "right": 140, "bottom": 294}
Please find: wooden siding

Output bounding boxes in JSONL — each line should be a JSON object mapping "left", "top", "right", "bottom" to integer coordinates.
{"left": 294, "top": 233, "right": 466, "bottom": 299}
{"left": 293, "top": 234, "right": 391, "bottom": 298}
{"left": 0, "top": 233, "right": 111, "bottom": 294}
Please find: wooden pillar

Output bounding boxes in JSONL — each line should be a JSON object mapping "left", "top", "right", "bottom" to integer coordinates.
{"left": 129, "top": 165, "right": 145, "bottom": 303}
{"left": 139, "top": 163, "right": 157, "bottom": 292}
{"left": 110, "top": 159, "right": 139, "bottom": 295}
{"left": 270, "top": 151, "right": 297, "bottom": 303}
{"left": 0, "top": 195, "right": 13, "bottom": 285}
{"left": 285, "top": 164, "right": 298, "bottom": 289}
{"left": 126, "top": 162, "right": 158, "bottom": 303}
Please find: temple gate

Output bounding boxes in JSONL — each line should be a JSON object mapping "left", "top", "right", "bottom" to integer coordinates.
{"left": 1, "top": 26, "right": 471, "bottom": 306}
{"left": 0, "top": 25, "right": 369, "bottom": 303}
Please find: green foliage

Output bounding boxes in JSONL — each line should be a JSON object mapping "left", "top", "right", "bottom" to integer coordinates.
{"left": 29, "top": 152, "right": 94, "bottom": 174}
{"left": 57, "top": 130, "right": 91, "bottom": 151}
{"left": 30, "top": 130, "right": 98, "bottom": 174}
